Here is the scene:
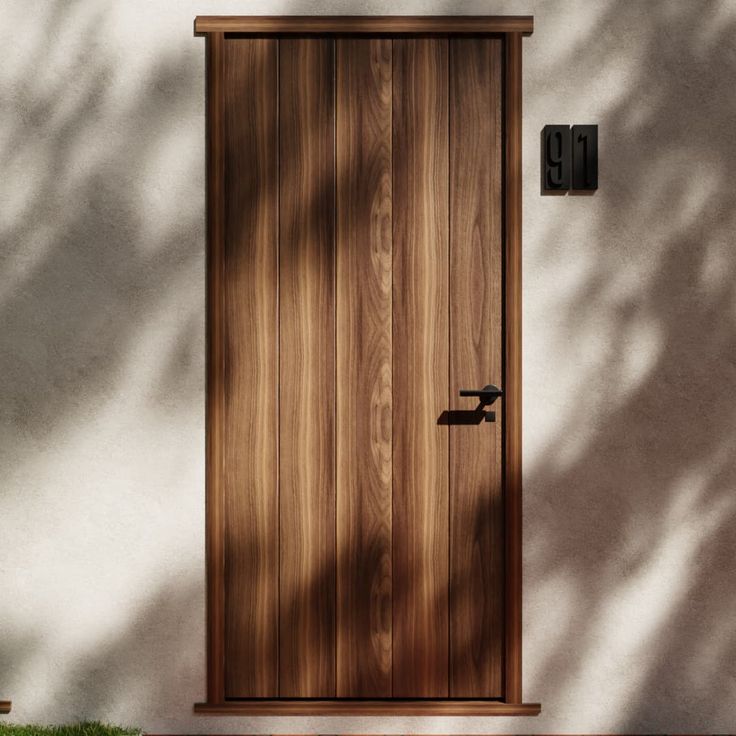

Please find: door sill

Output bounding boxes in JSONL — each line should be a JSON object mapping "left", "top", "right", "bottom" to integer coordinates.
{"left": 194, "top": 700, "right": 541, "bottom": 716}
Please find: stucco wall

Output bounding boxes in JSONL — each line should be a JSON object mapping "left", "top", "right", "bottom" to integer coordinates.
{"left": 2, "top": 1, "right": 735, "bottom": 733}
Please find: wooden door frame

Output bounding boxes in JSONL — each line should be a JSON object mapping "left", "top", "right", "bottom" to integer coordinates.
{"left": 195, "top": 15, "right": 538, "bottom": 717}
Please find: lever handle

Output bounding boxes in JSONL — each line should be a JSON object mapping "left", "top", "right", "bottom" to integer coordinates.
{"left": 459, "top": 384, "right": 503, "bottom": 406}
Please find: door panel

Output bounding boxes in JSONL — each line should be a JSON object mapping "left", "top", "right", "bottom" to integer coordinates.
{"left": 448, "top": 37, "right": 504, "bottom": 697}
{"left": 392, "top": 38, "right": 450, "bottom": 698}
{"left": 222, "top": 37, "right": 279, "bottom": 698}
{"left": 335, "top": 37, "right": 393, "bottom": 698}
{"left": 278, "top": 37, "right": 336, "bottom": 698}
{"left": 216, "top": 31, "right": 510, "bottom": 704}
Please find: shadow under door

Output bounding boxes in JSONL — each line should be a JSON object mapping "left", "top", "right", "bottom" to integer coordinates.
{"left": 197, "top": 16, "right": 536, "bottom": 716}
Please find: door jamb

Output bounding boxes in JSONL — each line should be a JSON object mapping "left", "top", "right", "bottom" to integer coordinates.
{"left": 503, "top": 29, "right": 524, "bottom": 707}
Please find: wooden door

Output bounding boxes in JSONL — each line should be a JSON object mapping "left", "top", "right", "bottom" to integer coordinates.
{"left": 197, "top": 16, "right": 537, "bottom": 717}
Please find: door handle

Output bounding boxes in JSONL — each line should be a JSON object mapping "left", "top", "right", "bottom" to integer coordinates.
{"left": 459, "top": 384, "right": 503, "bottom": 406}
{"left": 458, "top": 384, "right": 502, "bottom": 423}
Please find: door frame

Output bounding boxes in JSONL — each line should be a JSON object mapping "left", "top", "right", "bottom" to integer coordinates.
{"left": 195, "top": 15, "right": 537, "bottom": 717}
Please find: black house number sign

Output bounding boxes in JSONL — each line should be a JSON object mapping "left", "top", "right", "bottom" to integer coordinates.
{"left": 543, "top": 124, "right": 598, "bottom": 191}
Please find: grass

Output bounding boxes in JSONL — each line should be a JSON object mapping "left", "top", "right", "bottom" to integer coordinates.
{"left": 0, "top": 724, "right": 141, "bottom": 736}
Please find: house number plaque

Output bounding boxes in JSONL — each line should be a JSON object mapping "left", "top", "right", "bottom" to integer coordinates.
{"left": 543, "top": 124, "right": 598, "bottom": 192}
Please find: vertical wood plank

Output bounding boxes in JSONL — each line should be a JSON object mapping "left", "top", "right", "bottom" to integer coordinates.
{"left": 222, "top": 37, "right": 279, "bottom": 698}
{"left": 448, "top": 37, "right": 504, "bottom": 697}
{"left": 205, "top": 30, "right": 226, "bottom": 706}
{"left": 279, "top": 37, "right": 336, "bottom": 698}
{"left": 504, "top": 31, "right": 524, "bottom": 705}
{"left": 335, "top": 38, "right": 393, "bottom": 698}
{"left": 392, "top": 37, "right": 449, "bottom": 698}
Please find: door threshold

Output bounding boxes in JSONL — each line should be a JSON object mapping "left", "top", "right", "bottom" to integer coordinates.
{"left": 194, "top": 700, "right": 541, "bottom": 716}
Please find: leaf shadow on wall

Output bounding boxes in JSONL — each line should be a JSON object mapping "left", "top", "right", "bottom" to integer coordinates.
{"left": 1, "top": 8, "right": 204, "bottom": 445}
{"left": 0, "top": 0, "right": 206, "bottom": 725}
{"left": 521, "top": 2, "right": 736, "bottom": 732}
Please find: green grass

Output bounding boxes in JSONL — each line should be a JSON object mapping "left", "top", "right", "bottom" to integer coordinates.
{"left": 0, "top": 723, "right": 141, "bottom": 736}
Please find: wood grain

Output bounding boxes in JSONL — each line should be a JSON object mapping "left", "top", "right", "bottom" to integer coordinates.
{"left": 195, "top": 16, "right": 534, "bottom": 35}
{"left": 205, "top": 30, "right": 225, "bottom": 705}
{"left": 222, "top": 37, "right": 279, "bottom": 698}
{"left": 278, "top": 37, "right": 336, "bottom": 698}
{"left": 391, "top": 37, "right": 449, "bottom": 698}
{"left": 194, "top": 700, "right": 541, "bottom": 715}
{"left": 203, "top": 24, "right": 532, "bottom": 710}
{"left": 503, "top": 31, "right": 524, "bottom": 705}
{"left": 448, "top": 37, "right": 504, "bottom": 698}
{"left": 335, "top": 38, "right": 393, "bottom": 698}
{"left": 0, "top": 701, "right": 11, "bottom": 715}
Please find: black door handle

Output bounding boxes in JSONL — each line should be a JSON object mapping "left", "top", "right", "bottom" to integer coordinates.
{"left": 459, "top": 384, "right": 503, "bottom": 406}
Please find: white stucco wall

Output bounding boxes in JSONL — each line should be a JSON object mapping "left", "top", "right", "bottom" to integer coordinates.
{"left": 2, "top": 1, "right": 735, "bottom": 733}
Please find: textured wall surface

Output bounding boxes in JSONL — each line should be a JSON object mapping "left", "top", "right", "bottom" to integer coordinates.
{"left": 2, "top": 1, "right": 735, "bottom": 733}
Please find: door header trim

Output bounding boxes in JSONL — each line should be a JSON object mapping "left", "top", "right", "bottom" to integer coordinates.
{"left": 194, "top": 15, "right": 533, "bottom": 35}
